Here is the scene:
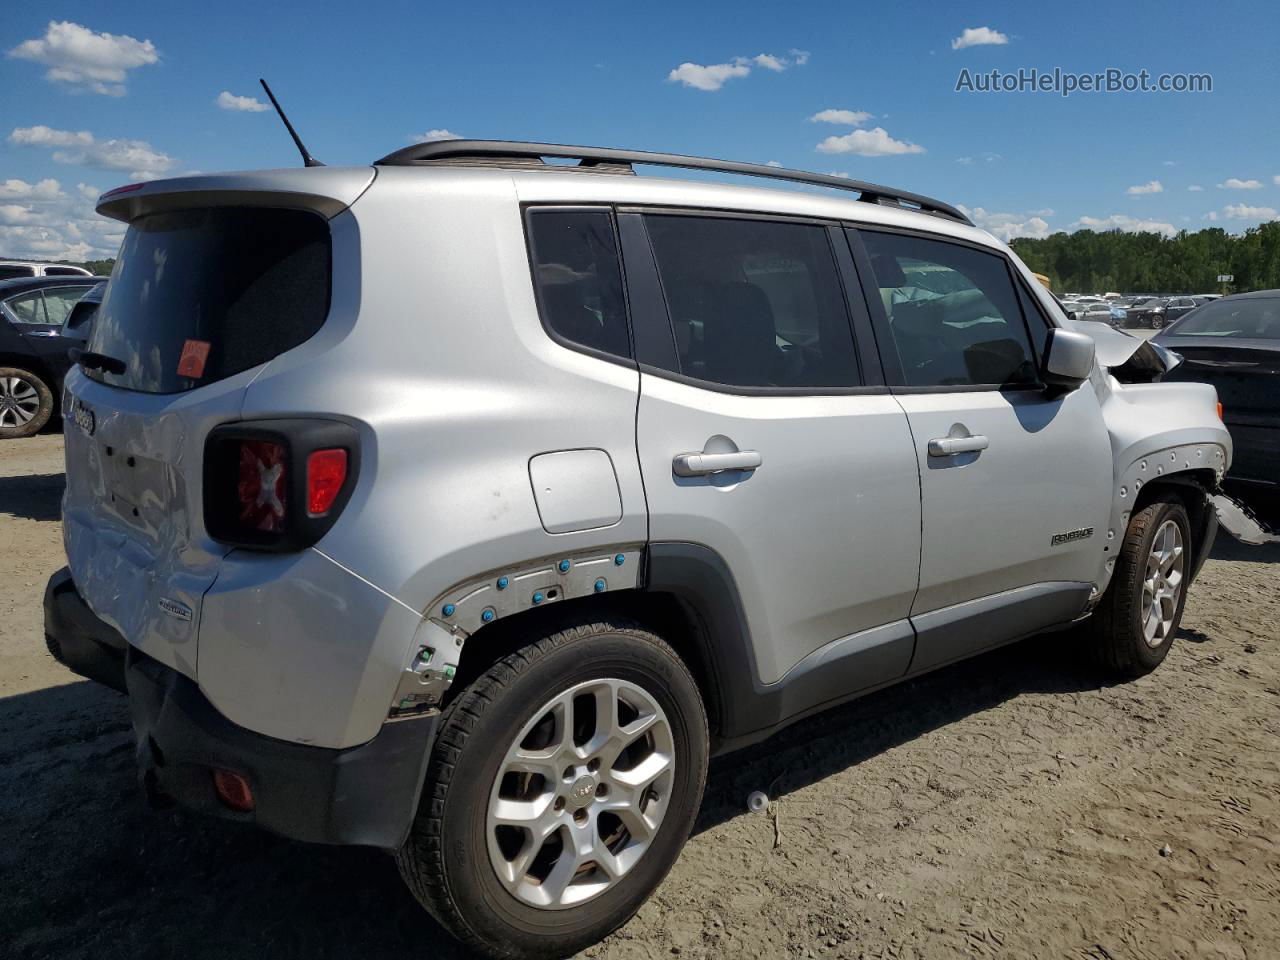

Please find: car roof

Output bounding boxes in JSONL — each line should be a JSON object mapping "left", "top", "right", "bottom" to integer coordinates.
{"left": 0, "top": 275, "right": 107, "bottom": 295}
{"left": 1215, "top": 289, "right": 1280, "bottom": 301}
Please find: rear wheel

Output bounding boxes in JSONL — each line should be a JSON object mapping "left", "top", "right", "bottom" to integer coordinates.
{"left": 398, "top": 620, "right": 708, "bottom": 960}
{"left": 1089, "top": 497, "right": 1191, "bottom": 677}
{"left": 0, "top": 367, "right": 53, "bottom": 439}
{"left": 1149, "top": 315, "right": 1165, "bottom": 330}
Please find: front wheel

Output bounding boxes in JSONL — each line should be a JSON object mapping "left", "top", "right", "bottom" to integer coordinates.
{"left": 398, "top": 620, "right": 709, "bottom": 960}
{"left": 1149, "top": 316, "right": 1165, "bottom": 330}
{"left": 0, "top": 367, "right": 53, "bottom": 439}
{"left": 1088, "top": 497, "right": 1192, "bottom": 677}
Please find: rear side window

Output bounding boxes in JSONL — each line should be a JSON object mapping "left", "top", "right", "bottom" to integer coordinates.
{"left": 5, "top": 291, "right": 46, "bottom": 324}
{"left": 0, "top": 265, "right": 36, "bottom": 280}
{"left": 860, "top": 230, "right": 1039, "bottom": 388}
{"left": 643, "top": 215, "right": 860, "bottom": 389}
{"left": 526, "top": 208, "right": 631, "bottom": 361}
{"left": 86, "top": 207, "right": 330, "bottom": 394}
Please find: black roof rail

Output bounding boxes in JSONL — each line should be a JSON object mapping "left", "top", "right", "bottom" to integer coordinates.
{"left": 375, "top": 140, "right": 973, "bottom": 226}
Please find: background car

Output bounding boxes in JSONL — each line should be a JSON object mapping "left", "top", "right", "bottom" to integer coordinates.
{"left": 1156, "top": 290, "right": 1280, "bottom": 527}
{"left": 0, "top": 275, "right": 105, "bottom": 438}
{"left": 1127, "top": 297, "right": 1169, "bottom": 328}
{"left": 1161, "top": 296, "right": 1206, "bottom": 327}
{"left": 0, "top": 261, "right": 93, "bottom": 281}
{"left": 1071, "top": 301, "right": 1120, "bottom": 325}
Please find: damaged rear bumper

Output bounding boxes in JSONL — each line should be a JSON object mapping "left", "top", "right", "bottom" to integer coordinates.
{"left": 43, "top": 566, "right": 438, "bottom": 851}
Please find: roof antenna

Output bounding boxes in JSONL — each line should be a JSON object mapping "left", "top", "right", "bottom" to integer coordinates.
{"left": 259, "top": 78, "right": 324, "bottom": 167}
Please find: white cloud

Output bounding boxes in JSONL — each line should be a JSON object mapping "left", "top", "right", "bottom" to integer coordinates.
{"left": 216, "top": 90, "right": 269, "bottom": 112}
{"left": 1204, "top": 211, "right": 1218, "bottom": 221}
{"left": 827, "top": 171, "right": 852, "bottom": 179}
{"left": 668, "top": 51, "right": 806, "bottom": 91}
{"left": 1274, "top": 175, "right": 1280, "bottom": 186}
{"left": 1070, "top": 214, "right": 1177, "bottom": 237}
{"left": 1188, "top": 184, "right": 1204, "bottom": 192}
{"left": 0, "top": 177, "right": 63, "bottom": 200}
{"left": 959, "top": 205, "right": 1051, "bottom": 241}
{"left": 7, "top": 20, "right": 158, "bottom": 96}
{"left": 1162, "top": 160, "right": 1176, "bottom": 166}
{"left": 1126, "top": 180, "right": 1164, "bottom": 195}
{"left": 816, "top": 127, "right": 925, "bottom": 157}
{"left": 10, "top": 125, "right": 173, "bottom": 179}
{"left": 810, "top": 108, "right": 873, "bottom": 126}
{"left": 1223, "top": 203, "right": 1278, "bottom": 220}
{"left": 667, "top": 60, "right": 751, "bottom": 91}
{"left": 956, "top": 156, "right": 973, "bottom": 165}
{"left": 1218, "top": 178, "right": 1262, "bottom": 190}
{"left": 951, "top": 27, "right": 1009, "bottom": 50}
{"left": 765, "top": 160, "right": 783, "bottom": 167}
{"left": 0, "top": 176, "right": 125, "bottom": 260}
{"left": 409, "top": 129, "right": 462, "bottom": 143}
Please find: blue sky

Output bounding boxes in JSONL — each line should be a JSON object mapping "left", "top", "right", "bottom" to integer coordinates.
{"left": 3, "top": 0, "right": 1279, "bottom": 260}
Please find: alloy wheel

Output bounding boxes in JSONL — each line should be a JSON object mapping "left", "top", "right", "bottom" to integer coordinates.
{"left": 486, "top": 677, "right": 675, "bottom": 910}
{"left": 0, "top": 375, "right": 40, "bottom": 428}
{"left": 1141, "top": 519, "right": 1184, "bottom": 647}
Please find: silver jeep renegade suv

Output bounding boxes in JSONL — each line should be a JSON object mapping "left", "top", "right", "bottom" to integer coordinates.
{"left": 45, "top": 141, "right": 1230, "bottom": 959}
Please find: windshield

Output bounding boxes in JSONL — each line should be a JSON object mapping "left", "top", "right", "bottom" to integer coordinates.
{"left": 86, "top": 207, "right": 331, "bottom": 394}
{"left": 1170, "top": 297, "right": 1280, "bottom": 339}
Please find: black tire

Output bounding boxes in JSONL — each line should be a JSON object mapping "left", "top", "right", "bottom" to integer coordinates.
{"left": 398, "top": 620, "right": 709, "bottom": 960}
{"left": 1149, "top": 316, "right": 1164, "bottom": 330}
{"left": 0, "top": 366, "right": 54, "bottom": 439}
{"left": 1089, "top": 497, "right": 1192, "bottom": 678}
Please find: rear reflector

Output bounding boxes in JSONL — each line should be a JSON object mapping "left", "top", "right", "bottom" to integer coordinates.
{"left": 212, "top": 769, "right": 255, "bottom": 812}
{"left": 237, "top": 440, "right": 287, "bottom": 533}
{"left": 306, "top": 448, "right": 349, "bottom": 516}
{"left": 1217, "top": 401, "right": 1224, "bottom": 421}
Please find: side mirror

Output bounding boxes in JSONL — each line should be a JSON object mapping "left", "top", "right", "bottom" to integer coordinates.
{"left": 1042, "top": 328, "right": 1095, "bottom": 391}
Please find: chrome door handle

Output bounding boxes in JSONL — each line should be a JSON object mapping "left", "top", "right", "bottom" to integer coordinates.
{"left": 672, "top": 450, "right": 763, "bottom": 477}
{"left": 927, "top": 435, "right": 989, "bottom": 457}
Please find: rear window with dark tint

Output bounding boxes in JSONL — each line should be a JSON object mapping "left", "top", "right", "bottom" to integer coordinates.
{"left": 0, "top": 265, "right": 36, "bottom": 280}
{"left": 86, "top": 207, "right": 330, "bottom": 393}
{"left": 525, "top": 208, "right": 631, "bottom": 361}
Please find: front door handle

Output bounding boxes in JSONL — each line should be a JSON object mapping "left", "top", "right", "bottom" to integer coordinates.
{"left": 672, "top": 450, "right": 763, "bottom": 477}
{"left": 928, "top": 435, "right": 989, "bottom": 457}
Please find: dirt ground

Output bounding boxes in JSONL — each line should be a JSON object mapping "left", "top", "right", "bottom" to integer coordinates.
{"left": 2, "top": 432, "right": 1277, "bottom": 960}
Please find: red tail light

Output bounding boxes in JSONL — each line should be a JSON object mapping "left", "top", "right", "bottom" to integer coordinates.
{"left": 307, "top": 448, "right": 348, "bottom": 516}
{"left": 237, "top": 440, "right": 288, "bottom": 533}
{"left": 205, "top": 420, "right": 358, "bottom": 552}
{"left": 212, "top": 769, "right": 255, "bottom": 812}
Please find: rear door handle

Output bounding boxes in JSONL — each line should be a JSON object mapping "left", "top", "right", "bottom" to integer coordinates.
{"left": 672, "top": 450, "right": 763, "bottom": 477}
{"left": 927, "top": 435, "right": 989, "bottom": 457}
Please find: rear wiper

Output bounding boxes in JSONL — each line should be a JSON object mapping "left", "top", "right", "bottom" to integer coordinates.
{"left": 68, "top": 347, "right": 126, "bottom": 376}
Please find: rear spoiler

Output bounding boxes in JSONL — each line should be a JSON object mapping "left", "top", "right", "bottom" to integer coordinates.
{"left": 96, "top": 167, "right": 376, "bottom": 223}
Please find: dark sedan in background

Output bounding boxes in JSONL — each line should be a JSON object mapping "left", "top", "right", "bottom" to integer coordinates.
{"left": 0, "top": 275, "right": 105, "bottom": 438}
{"left": 1157, "top": 291, "right": 1280, "bottom": 527}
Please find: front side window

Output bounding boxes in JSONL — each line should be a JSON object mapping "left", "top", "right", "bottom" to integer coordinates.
{"left": 42, "top": 286, "right": 94, "bottom": 325}
{"left": 860, "top": 230, "right": 1039, "bottom": 388}
{"left": 5, "top": 291, "right": 46, "bottom": 324}
{"left": 525, "top": 208, "right": 631, "bottom": 361}
{"left": 643, "top": 215, "right": 860, "bottom": 389}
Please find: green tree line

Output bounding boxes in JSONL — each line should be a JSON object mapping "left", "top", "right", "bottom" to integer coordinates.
{"left": 1009, "top": 222, "right": 1280, "bottom": 294}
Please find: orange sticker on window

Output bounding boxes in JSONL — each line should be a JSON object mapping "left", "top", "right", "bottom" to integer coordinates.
{"left": 177, "top": 339, "right": 211, "bottom": 378}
